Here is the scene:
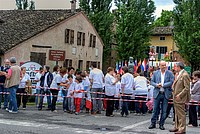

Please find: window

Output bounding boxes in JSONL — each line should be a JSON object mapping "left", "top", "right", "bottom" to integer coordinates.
{"left": 70, "top": 30, "right": 74, "bottom": 44}
{"left": 30, "top": 52, "right": 46, "bottom": 66}
{"left": 156, "top": 46, "right": 167, "bottom": 60}
{"left": 78, "top": 60, "right": 83, "bottom": 70}
{"left": 82, "top": 33, "right": 85, "bottom": 46}
{"left": 160, "top": 37, "right": 165, "bottom": 40}
{"left": 77, "top": 32, "right": 82, "bottom": 45}
{"left": 86, "top": 61, "right": 90, "bottom": 70}
{"left": 98, "top": 62, "right": 100, "bottom": 69}
{"left": 63, "top": 59, "right": 72, "bottom": 68}
{"left": 65, "top": 29, "right": 70, "bottom": 43}
{"left": 93, "top": 36, "right": 96, "bottom": 48}
{"left": 89, "top": 34, "right": 93, "bottom": 47}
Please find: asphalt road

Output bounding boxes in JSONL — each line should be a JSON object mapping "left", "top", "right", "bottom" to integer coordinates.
{"left": 0, "top": 106, "right": 199, "bottom": 134}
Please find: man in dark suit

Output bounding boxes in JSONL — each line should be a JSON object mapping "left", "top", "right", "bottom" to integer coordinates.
{"left": 170, "top": 62, "right": 190, "bottom": 134}
{"left": 149, "top": 61, "right": 174, "bottom": 130}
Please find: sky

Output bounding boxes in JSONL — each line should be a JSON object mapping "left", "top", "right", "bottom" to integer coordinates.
{"left": 0, "top": 0, "right": 175, "bottom": 18}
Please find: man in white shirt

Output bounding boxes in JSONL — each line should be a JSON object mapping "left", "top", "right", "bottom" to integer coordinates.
{"left": 121, "top": 66, "right": 134, "bottom": 117}
{"left": 149, "top": 61, "right": 174, "bottom": 130}
{"left": 89, "top": 63, "right": 104, "bottom": 114}
{"left": 34, "top": 67, "right": 43, "bottom": 107}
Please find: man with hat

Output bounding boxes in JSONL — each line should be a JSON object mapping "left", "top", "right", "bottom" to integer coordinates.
{"left": 169, "top": 62, "right": 190, "bottom": 134}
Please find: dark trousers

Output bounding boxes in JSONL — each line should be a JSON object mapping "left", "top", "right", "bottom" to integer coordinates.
{"left": 51, "top": 90, "right": 59, "bottom": 111}
{"left": 121, "top": 95, "right": 131, "bottom": 116}
{"left": 114, "top": 99, "right": 119, "bottom": 110}
{"left": 166, "top": 102, "right": 175, "bottom": 121}
{"left": 135, "top": 95, "right": 147, "bottom": 114}
{"left": 16, "top": 88, "right": 28, "bottom": 108}
{"left": 189, "top": 105, "right": 198, "bottom": 126}
{"left": 106, "top": 95, "right": 114, "bottom": 116}
{"left": 38, "top": 89, "right": 51, "bottom": 109}
{"left": 198, "top": 106, "right": 200, "bottom": 118}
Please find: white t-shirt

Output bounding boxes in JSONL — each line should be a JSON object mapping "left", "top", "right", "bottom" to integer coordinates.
{"left": 19, "top": 73, "right": 30, "bottom": 88}
{"left": 89, "top": 68, "right": 104, "bottom": 88}
{"left": 34, "top": 72, "right": 42, "bottom": 89}
{"left": 115, "top": 81, "right": 121, "bottom": 98}
{"left": 82, "top": 76, "right": 90, "bottom": 91}
{"left": 52, "top": 71, "right": 58, "bottom": 79}
{"left": 134, "top": 76, "right": 148, "bottom": 95}
{"left": 105, "top": 73, "right": 116, "bottom": 96}
{"left": 50, "top": 74, "right": 62, "bottom": 89}
{"left": 74, "top": 83, "right": 84, "bottom": 98}
{"left": 62, "top": 74, "right": 76, "bottom": 83}
{"left": 67, "top": 82, "right": 76, "bottom": 97}
{"left": 121, "top": 73, "right": 134, "bottom": 94}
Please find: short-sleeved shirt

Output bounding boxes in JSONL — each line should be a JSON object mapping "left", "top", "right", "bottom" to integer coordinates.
{"left": 121, "top": 73, "right": 134, "bottom": 94}
{"left": 62, "top": 74, "right": 76, "bottom": 83}
{"left": 19, "top": 73, "right": 30, "bottom": 88}
{"left": 89, "top": 68, "right": 104, "bottom": 88}
{"left": 115, "top": 81, "right": 121, "bottom": 97}
{"left": 67, "top": 82, "right": 76, "bottom": 97}
{"left": 105, "top": 73, "right": 116, "bottom": 96}
{"left": 50, "top": 74, "right": 62, "bottom": 89}
{"left": 82, "top": 76, "right": 90, "bottom": 91}
{"left": 34, "top": 72, "right": 42, "bottom": 89}
{"left": 134, "top": 76, "right": 148, "bottom": 95}
{"left": 74, "top": 83, "right": 84, "bottom": 98}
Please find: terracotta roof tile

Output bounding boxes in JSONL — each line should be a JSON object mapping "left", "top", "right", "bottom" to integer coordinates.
{"left": 152, "top": 26, "right": 173, "bottom": 35}
{"left": 0, "top": 9, "right": 80, "bottom": 54}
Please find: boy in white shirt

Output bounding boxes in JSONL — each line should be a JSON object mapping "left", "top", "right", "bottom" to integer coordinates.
{"left": 74, "top": 76, "right": 84, "bottom": 115}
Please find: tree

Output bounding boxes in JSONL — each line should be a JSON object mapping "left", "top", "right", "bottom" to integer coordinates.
{"left": 79, "top": 0, "right": 114, "bottom": 71}
{"left": 173, "top": 0, "right": 200, "bottom": 72}
{"left": 16, "top": 0, "right": 35, "bottom": 10}
{"left": 153, "top": 10, "right": 173, "bottom": 27}
{"left": 115, "top": 0, "right": 156, "bottom": 61}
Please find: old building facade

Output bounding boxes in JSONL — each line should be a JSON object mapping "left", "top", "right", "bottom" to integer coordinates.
{"left": 0, "top": 9, "right": 103, "bottom": 70}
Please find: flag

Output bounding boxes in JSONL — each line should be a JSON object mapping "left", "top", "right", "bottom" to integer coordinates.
{"left": 86, "top": 98, "right": 92, "bottom": 111}
{"left": 136, "top": 60, "right": 142, "bottom": 72}
{"left": 141, "top": 58, "right": 147, "bottom": 71}
{"left": 170, "top": 62, "right": 173, "bottom": 70}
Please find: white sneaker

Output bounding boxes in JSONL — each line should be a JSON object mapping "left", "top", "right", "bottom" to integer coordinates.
{"left": 9, "top": 110, "right": 18, "bottom": 114}
{"left": 52, "top": 110, "right": 57, "bottom": 113}
{"left": 5, "top": 108, "right": 8, "bottom": 111}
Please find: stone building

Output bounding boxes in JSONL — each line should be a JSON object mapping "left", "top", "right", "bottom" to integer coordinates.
{"left": 0, "top": 9, "right": 103, "bottom": 70}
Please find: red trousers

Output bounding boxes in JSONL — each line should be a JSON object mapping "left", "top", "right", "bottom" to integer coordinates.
{"left": 74, "top": 98, "right": 82, "bottom": 113}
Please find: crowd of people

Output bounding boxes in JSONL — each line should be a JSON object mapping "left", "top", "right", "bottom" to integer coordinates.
{"left": 0, "top": 57, "right": 200, "bottom": 134}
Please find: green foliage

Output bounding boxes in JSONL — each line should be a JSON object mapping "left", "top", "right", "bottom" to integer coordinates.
{"left": 79, "top": 0, "right": 114, "bottom": 68}
{"left": 153, "top": 10, "right": 173, "bottom": 27}
{"left": 16, "top": 0, "right": 35, "bottom": 10}
{"left": 173, "top": 0, "right": 200, "bottom": 72}
{"left": 115, "top": 0, "right": 156, "bottom": 61}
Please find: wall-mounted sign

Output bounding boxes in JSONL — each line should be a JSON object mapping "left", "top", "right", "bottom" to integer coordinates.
{"left": 49, "top": 50, "right": 65, "bottom": 61}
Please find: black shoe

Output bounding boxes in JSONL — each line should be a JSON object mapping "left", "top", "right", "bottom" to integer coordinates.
{"left": 159, "top": 125, "right": 165, "bottom": 130}
{"left": 148, "top": 124, "right": 156, "bottom": 129}
{"left": 121, "top": 112, "right": 124, "bottom": 117}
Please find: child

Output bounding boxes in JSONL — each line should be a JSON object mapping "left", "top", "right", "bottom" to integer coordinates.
{"left": 114, "top": 74, "right": 121, "bottom": 111}
{"left": 81, "top": 71, "right": 91, "bottom": 113}
{"left": 65, "top": 74, "right": 75, "bottom": 113}
{"left": 74, "top": 76, "right": 84, "bottom": 115}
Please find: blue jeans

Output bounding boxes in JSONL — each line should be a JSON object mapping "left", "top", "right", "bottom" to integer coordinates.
{"left": 35, "top": 88, "right": 40, "bottom": 106}
{"left": 8, "top": 85, "right": 18, "bottom": 112}
{"left": 0, "top": 85, "right": 9, "bottom": 108}
{"left": 62, "top": 90, "right": 68, "bottom": 110}
{"left": 38, "top": 89, "right": 51, "bottom": 109}
{"left": 121, "top": 95, "right": 131, "bottom": 116}
{"left": 151, "top": 93, "right": 168, "bottom": 126}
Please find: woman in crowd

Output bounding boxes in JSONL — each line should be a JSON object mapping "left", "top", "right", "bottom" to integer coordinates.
{"left": 17, "top": 67, "right": 30, "bottom": 110}
{"left": 105, "top": 67, "right": 118, "bottom": 117}
{"left": 50, "top": 67, "right": 67, "bottom": 112}
{"left": 188, "top": 71, "right": 200, "bottom": 127}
